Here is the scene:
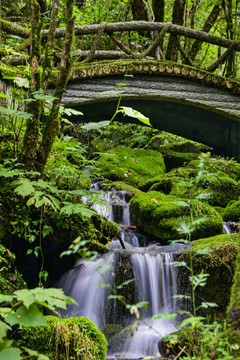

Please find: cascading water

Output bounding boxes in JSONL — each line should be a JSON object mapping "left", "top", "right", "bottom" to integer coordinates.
{"left": 56, "top": 186, "right": 185, "bottom": 358}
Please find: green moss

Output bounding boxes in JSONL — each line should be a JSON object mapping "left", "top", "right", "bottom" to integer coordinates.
{"left": 228, "top": 232, "right": 240, "bottom": 322}
{"left": 88, "top": 240, "right": 109, "bottom": 254}
{"left": 101, "top": 181, "right": 141, "bottom": 194}
{"left": 159, "top": 141, "right": 200, "bottom": 171}
{"left": 96, "top": 147, "right": 166, "bottom": 187}
{"left": 19, "top": 315, "right": 107, "bottom": 360}
{"left": 188, "top": 157, "right": 240, "bottom": 181}
{"left": 160, "top": 327, "right": 202, "bottom": 357}
{"left": 190, "top": 233, "right": 237, "bottom": 252}
{"left": 130, "top": 191, "right": 223, "bottom": 241}
{"left": 223, "top": 200, "right": 240, "bottom": 221}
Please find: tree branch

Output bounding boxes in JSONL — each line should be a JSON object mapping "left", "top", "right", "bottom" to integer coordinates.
{"left": 83, "top": 22, "right": 107, "bottom": 63}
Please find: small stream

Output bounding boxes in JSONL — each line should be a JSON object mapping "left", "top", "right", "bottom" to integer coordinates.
{"left": 56, "top": 187, "right": 202, "bottom": 358}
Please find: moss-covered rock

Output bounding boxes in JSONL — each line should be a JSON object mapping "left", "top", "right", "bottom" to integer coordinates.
{"left": 223, "top": 200, "right": 240, "bottom": 222}
{"left": 176, "top": 234, "right": 237, "bottom": 314}
{"left": 19, "top": 316, "right": 107, "bottom": 360}
{"left": 130, "top": 191, "right": 223, "bottom": 241}
{"left": 101, "top": 180, "right": 141, "bottom": 195}
{"left": 188, "top": 156, "right": 240, "bottom": 181}
{"left": 158, "top": 141, "right": 200, "bottom": 171}
{"left": 96, "top": 147, "right": 166, "bottom": 187}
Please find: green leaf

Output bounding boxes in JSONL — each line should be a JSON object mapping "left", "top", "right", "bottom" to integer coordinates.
{"left": 169, "top": 261, "right": 188, "bottom": 267}
{"left": 0, "top": 321, "right": 11, "bottom": 341}
{"left": 119, "top": 106, "right": 152, "bottom": 126}
{"left": 180, "top": 316, "right": 205, "bottom": 327}
{"left": 0, "top": 347, "right": 22, "bottom": 360}
{"left": 0, "top": 92, "right": 9, "bottom": 99}
{"left": 14, "top": 289, "right": 35, "bottom": 309}
{"left": 199, "top": 302, "right": 218, "bottom": 308}
{"left": 22, "top": 348, "right": 49, "bottom": 359}
{"left": 5, "top": 304, "right": 46, "bottom": 327}
{"left": 195, "top": 247, "right": 211, "bottom": 255}
{"left": 12, "top": 178, "right": 35, "bottom": 197}
{"left": 151, "top": 313, "right": 176, "bottom": 321}
{"left": 0, "top": 340, "right": 13, "bottom": 351}
{"left": 81, "top": 121, "right": 110, "bottom": 131}
{"left": 0, "top": 295, "right": 13, "bottom": 304}
{"left": 60, "top": 203, "right": 95, "bottom": 218}
{"left": 13, "top": 77, "right": 29, "bottom": 88}
{"left": 61, "top": 107, "right": 83, "bottom": 116}
{"left": 172, "top": 294, "right": 191, "bottom": 300}
{"left": 116, "top": 279, "right": 135, "bottom": 289}
{"left": 0, "top": 168, "right": 25, "bottom": 178}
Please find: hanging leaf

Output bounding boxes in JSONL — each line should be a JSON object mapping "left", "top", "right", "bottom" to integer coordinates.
{"left": 81, "top": 121, "right": 110, "bottom": 131}
{"left": 119, "top": 106, "right": 152, "bottom": 127}
{"left": 61, "top": 107, "right": 83, "bottom": 116}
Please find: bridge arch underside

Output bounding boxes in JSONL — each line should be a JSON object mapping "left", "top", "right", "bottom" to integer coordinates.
{"left": 63, "top": 75, "right": 240, "bottom": 158}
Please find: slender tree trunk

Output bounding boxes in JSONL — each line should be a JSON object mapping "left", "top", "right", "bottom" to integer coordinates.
{"left": 222, "top": 0, "right": 235, "bottom": 77}
{"left": 187, "top": 4, "right": 221, "bottom": 62}
{"left": 166, "top": 0, "right": 186, "bottom": 61}
{"left": 21, "top": 0, "right": 42, "bottom": 171}
{"left": 37, "top": 0, "right": 75, "bottom": 173}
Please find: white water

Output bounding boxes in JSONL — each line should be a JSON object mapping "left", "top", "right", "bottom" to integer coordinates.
{"left": 57, "top": 253, "right": 115, "bottom": 329}
{"left": 57, "top": 188, "right": 181, "bottom": 358}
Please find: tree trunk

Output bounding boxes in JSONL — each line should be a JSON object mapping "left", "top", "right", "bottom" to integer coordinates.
{"left": 37, "top": 0, "right": 75, "bottom": 173}
{"left": 166, "top": 0, "right": 186, "bottom": 61}
{"left": 187, "top": 4, "right": 221, "bottom": 62}
{"left": 21, "top": 0, "right": 42, "bottom": 171}
{"left": 152, "top": 0, "right": 165, "bottom": 22}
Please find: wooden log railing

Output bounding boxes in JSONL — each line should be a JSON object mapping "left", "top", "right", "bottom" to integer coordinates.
{"left": 2, "top": 19, "right": 240, "bottom": 73}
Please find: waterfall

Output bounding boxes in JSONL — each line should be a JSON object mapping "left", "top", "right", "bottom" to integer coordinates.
{"left": 57, "top": 253, "right": 115, "bottom": 329}
{"left": 57, "top": 189, "right": 182, "bottom": 358}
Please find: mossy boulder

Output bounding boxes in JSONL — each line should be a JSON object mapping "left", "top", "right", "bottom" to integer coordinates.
{"left": 223, "top": 200, "right": 240, "bottom": 222}
{"left": 158, "top": 141, "right": 200, "bottom": 171}
{"left": 101, "top": 180, "right": 141, "bottom": 196}
{"left": 139, "top": 168, "right": 198, "bottom": 193}
{"left": 130, "top": 191, "right": 223, "bottom": 241}
{"left": 176, "top": 234, "right": 237, "bottom": 314}
{"left": 188, "top": 156, "right": 240, "bottom": 181}
{"left": 19, "top": 316, "right": 107, "bottom": 360}
{"left": 96, "top": 147, "right": 166, "bottom": 187}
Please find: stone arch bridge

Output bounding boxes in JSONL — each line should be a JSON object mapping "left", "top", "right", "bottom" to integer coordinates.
{"left": 62, "top": 61, "right": 240, "bottom": 158}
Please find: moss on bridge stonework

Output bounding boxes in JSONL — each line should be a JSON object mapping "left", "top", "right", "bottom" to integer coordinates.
{"left": 70, "top": 60, "right": 240, "bottom": 94}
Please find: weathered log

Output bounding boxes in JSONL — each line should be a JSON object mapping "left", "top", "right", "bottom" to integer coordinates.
{"left": 2, "top": 50, "right": 132, "bottom": 66}
{"left": 3, "top": 19, "right": 240, "bottom": 53}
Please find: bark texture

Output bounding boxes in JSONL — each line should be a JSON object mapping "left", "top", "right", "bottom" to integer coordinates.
{"left": 38, "top": 0, "right": 75, "bottom": 173}
{"left": 166, "top": 0, "right": 186, "bottom": 61}
{"left": 188, "top": 4, "right": 221, "bottom": 61}
{"left": 21, "top": 0, "right": 42, "bottom": 171}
